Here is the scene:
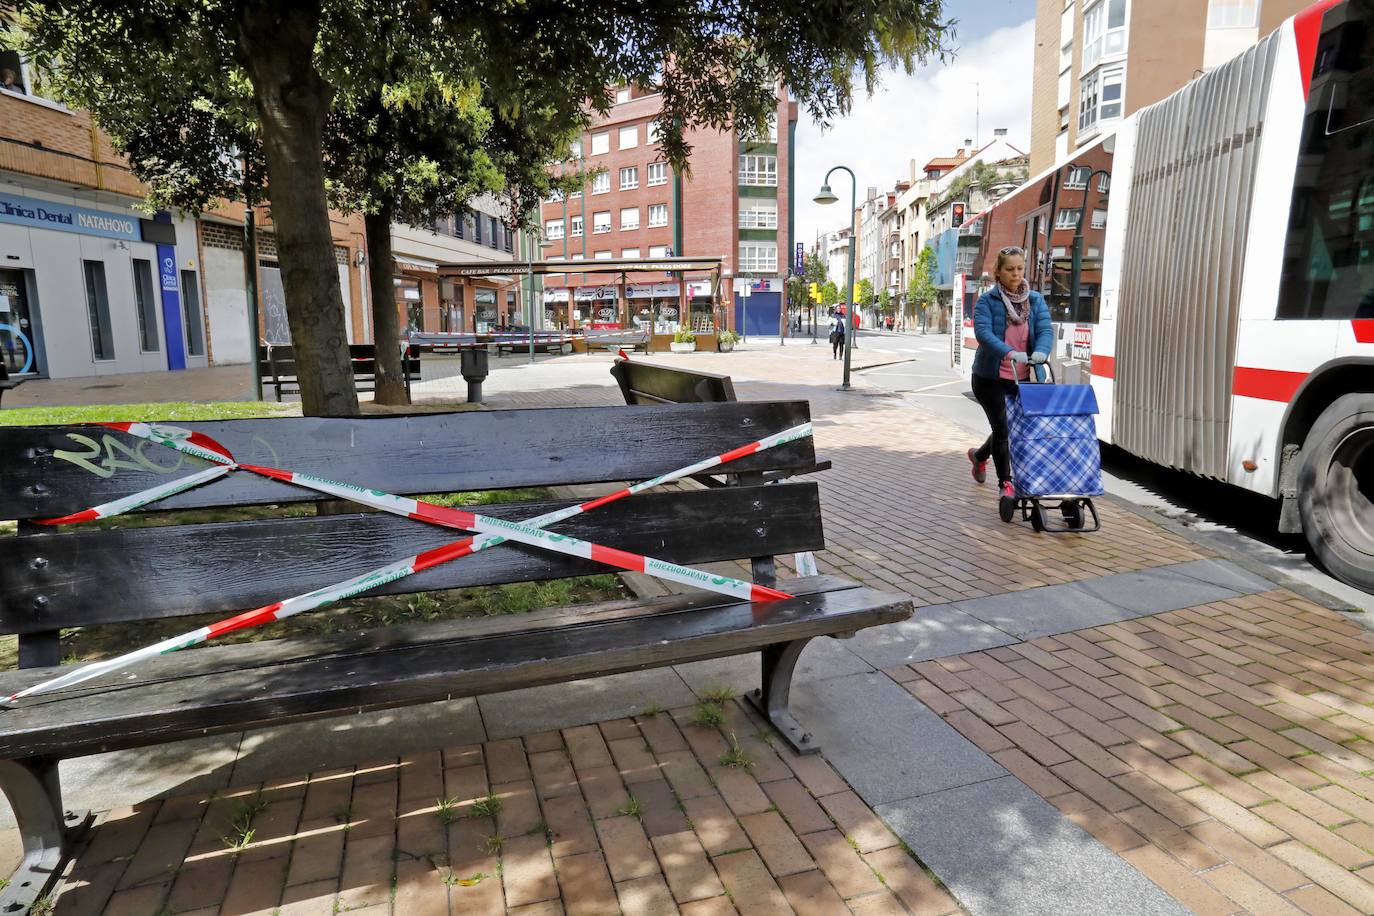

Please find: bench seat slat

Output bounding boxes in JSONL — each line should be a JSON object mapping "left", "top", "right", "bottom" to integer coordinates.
{"left": 0, "top": 584, "right": 907, "bottom": 759}
{"left": 0, "top": 402, "right": 814, "bottom": 519}
{"left": 0, "top": 484, "right": 823, "bottom": 632}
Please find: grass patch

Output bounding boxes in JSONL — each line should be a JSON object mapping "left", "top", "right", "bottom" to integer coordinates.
{"left": 700, "top": 685, "right": 736, "bottom": 704}
{"left": 619, "top": 795, "right": 643, "bottom": 821}
{"left": 0, "top": 400, "right": 293, "bottom": 426}
{"left": 691, "top": 699, "right": 725, "bottom": 729}
{"left": 435, "top": 797, "right": 459, "bottom": 825}
{"left": 720, "top": 733, "right": 754, "bottom": 770}
{"left": 470, "top": 793, "right": 502, "bottom": 819}
{"left": 222, "top": 797, "right": 269, "bottom": 853}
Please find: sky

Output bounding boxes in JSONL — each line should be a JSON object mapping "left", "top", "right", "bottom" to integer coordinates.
{"left": 793, "top": 0, "right": 1037, "bottom": 249}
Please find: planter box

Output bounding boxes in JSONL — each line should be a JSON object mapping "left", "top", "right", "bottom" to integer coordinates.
{"left": 669, "top": 342, "right": 695, "bottom": 353}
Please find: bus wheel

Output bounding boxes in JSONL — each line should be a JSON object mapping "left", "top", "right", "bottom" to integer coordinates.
{"left": 1298, "top": 393, "right": 1374, "bottom": 595}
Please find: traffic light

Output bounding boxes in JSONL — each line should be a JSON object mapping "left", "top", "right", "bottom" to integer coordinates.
{"left": 952, "top": 202, "right": 966, "bottom": 227}
{"left": 853, "top": 284, "right": 861, "bottom": 302}
{"left": 808, "top": 283, "right": 819, "bottom": 302}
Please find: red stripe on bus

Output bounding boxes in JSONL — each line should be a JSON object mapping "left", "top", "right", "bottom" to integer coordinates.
{"left": 1354, "top": 320, "right": 1374, "bottom": 343}
{"left": 1295, "top": 0, "right": 1342, "bottom": 98}
{"left": 1233, "top": 366, "right": 1308, "bottom": 402}
{"left": 1091, "top": 355, "right": 1116, "bottom": 378}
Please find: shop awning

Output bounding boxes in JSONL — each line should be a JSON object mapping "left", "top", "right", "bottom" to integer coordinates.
{"left": 393, "top": 255, "right": 439, "bottom": 274}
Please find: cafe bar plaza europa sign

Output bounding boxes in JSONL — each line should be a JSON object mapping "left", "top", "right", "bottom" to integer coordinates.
{"left": 0, "top": 191, "right": 142, "bottom": 242}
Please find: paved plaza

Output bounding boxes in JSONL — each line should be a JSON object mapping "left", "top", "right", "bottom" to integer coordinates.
{"left": 4, "top": 339, "right": 1374, "bottom": 914}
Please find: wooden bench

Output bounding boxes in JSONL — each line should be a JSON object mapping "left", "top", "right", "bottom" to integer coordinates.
{"left": 583, "top": 329, "right": 651, "bottom": 353}
{"left": 405, "top": 331, "right": 478, "bottom": 354}
{"left": 0, "top": 363, "right": 22, "bottom": 408}
{"left": 489, "top": 331, "right": 574, "bottom": 354}
{"left": 257, "top": 343, "right": 421, "bottom": 402}
{"left": 0, "top": 403, "right": 911, "bottom": 910}
{"left": 612, "top": 358, "right": 737, "bottom": 405}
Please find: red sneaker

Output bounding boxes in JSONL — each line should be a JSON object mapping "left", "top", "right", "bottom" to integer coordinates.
{"left": 967, "top": 448, "right": 988, "bottom": 484}
{"left": 998, "top": 480, "right": 1016, "bottom": 523}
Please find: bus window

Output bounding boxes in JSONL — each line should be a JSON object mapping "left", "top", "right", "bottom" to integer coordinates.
{"left": 1278, "top": 4, "right": 1374, "bottom": 320}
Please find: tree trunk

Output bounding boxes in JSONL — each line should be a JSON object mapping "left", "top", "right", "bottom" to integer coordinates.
{"left": 236, "top": 0, "right": 358, "bottom": 417}
{"left": 364, "top": 206, "right": 409, "bottom": 405}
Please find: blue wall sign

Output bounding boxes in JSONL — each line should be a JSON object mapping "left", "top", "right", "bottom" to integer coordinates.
{"left": 794, "top": 243, "right": 804, "bottom": 276}
{"left": 156, "top": 240, "right": 187, "bottom": 370}
{"left": 0, "top": 192, "right": 142, "bottom": 241}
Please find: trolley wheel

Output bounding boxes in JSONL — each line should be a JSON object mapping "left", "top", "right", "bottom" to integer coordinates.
{"left": 1298, "top": 393, "right": 1374, "bottom": 595}
{"left": 1029, "top": 502, "right": 1046, "bottom": 532}
{"left": 1062, "top": 501, "right": 1086, "bottom": 530}
{"left": 999, "top": 489, "right": 1016, "bottom": 523}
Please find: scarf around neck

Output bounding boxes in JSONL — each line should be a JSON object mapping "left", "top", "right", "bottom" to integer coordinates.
{"left": 999, "top": 280, "right": 1031, "bottom": 325}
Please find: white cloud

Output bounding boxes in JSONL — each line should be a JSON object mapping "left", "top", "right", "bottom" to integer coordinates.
{"left": 794, "top": 17, "right": 1036, "bottom": 247}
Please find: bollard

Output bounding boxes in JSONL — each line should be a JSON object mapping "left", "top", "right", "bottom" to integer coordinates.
{"left": 460, "top": 347, "right": 489, "bottom": 403}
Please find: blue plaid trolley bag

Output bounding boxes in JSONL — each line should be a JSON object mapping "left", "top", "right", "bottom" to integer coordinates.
{"left": 1001, "top": 367, "right": 1104, "bottom": 533}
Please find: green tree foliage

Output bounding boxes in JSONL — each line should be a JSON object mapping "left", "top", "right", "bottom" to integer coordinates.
{"left": 856, "top": 278, "right": 874, "bottom": 307}
{"left": 821, "top": 280, "right": 839, "bottom": 308}
{"left": 11, "top": 0, "right": 951, "bottom": 413}
{"left": 908, "top": 246, "right": 938, "bottom": 319}
{"left": 878, "top": 288, "right": 892, "bottom": 314}
{"left": 804, "top": 251, "right": 829, "bottom": 288}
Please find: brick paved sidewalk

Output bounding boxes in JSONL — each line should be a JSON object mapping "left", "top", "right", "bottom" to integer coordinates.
{"left": 48, "top": 699, "right": 962, "bottom": 915}
{"left": 890, "top": 588, "right": 1374, "bottom": 915}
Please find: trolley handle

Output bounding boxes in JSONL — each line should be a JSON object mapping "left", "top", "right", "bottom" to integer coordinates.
{"left": 1019, "top": 355, "right": 1054, "bottom": 385}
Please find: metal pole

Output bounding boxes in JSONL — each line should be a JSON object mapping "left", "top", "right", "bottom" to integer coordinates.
{"left": 821, "top": 166, "right": 859, "bottom": 390}
{"left": 242, "top": 160, "right": 262, "bottom": 402}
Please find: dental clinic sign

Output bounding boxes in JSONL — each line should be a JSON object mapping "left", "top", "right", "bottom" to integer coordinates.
{"left": 0, "top": 192, "right": 142, "bottom": 241}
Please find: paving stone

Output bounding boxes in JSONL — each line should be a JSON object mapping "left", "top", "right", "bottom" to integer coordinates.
{"left": 616, "top": 873, "right": 679, "bottom": 916}
{"left": 845, "top": 603, "right": 1018, "bottom": 668}
{"left": 221, "top": 855, "right": 292, "bottom": 914}
{"left": 678, "top": 896, "right": 738, "bottom": 915}
{"left": 481, "top": 669, "right": 696, "bottom": 738}
{"left": 102, "top": 882, "right": 171, "bottom": 915}
{"left": 652, "top": 830, "right": 726, "bottom": 903}
{"left": 398, "top": 750, "right": 446, "bottom": 803}
{"left": 657, "top": 750, "right": 717, "bottom": 800}
{"left": 165, "top": 854, "right": 234, "bottom": 913}
{"left": 636, "top": 713, "right": 690, "bottom": 756}
{"left": 792, "top": 672, "right": 1005, "bottom": 804}
{"left": 300, "top": 770, "right": 354, "bottom": 823}
{"left": 392, "top": 856, "right": 451, "bottom": 916}
{"left": 335, "top": 832, "right": 394, "bottom": 910}
{"left": 80, "top": 804, "right": 158, "bottom": 866}
{"left": 348, "top": 779, "right": 398, "bottom": 838}
{"left": 634, "top": 778, "right": 692, "bottom": 838}
{"left": 531, "top": 749, "right": 580, "bottom": 800}
{"left": 778, "top": 868, "right": 850, "bottom": 915}
{"left": 739, "top": 811, "right": 814, "bottom": 877}
{"left": 1170, "top": 558, "right": 1276, "bottom": 595}
{"left": 484, "top": 738, "right": 530, "bottom": 784}
{"left": 674, "top": 637, "right": 873, "bottom": 695}
{"left": 526, "top": 730, "right": 566, "bottom": 753}
{"left": 52, "top": 862, "right": 124, "bottom": 916}
{"left": 797, "top": 828, "right": 884, "bottom": 898}
{"left": 611, "top": 736, "right": 663, "bottom": 785}
{"left": 509, "top": 902, "right": 567, "bottom": 916}
{"left": 783, "top": 753, "right": 848, "bottom": 798}
{"left": 596, "top": 815, "right": 659, "bottom": 882}
{"left": 1117, "top": 845, "right": 1238, "bottom": 916}
{"left": 563, "top": 724, "right": 615, "bottom": 772}
{"left": 817, "top": 790, "right": 898, "bottom": 853}
{"left": 709, "top": 765, "right": 773, "bottom": 817}
{"left": 948, "top": 581, "right": 1134, "bottom": 640}
{"left": 285, "top": 819, "right": 346, "bottom": 887}
{"left": 496, "top": 779, "right": 543, "bottom": 837}
{"left": 502, "top": 833, "right": 561, "bottom": 907}
{"left": 277, "top": 879, "right": 340, "bottom": 915}
{"left": 863, "top": 845, "right": 962, "bottom": 916}
{"left": 559, "top": 850, "right": 620, "bottom": 916}
{"left": 545, "top": 793, "right": 599, "bottom": 858}
{"left": 762, "top": 778, "right": 835, "bottom": 836}
{"left": 580, "top": 765, "right": 634, "bottom": 820}
{"left": 681, "top": 795, "right": 750, "bottom": 856}
{"left": 876, "top": 775, "right": 1190, "bottom": 916}
{"left": 712, "top": 849, "right": 793, "bottom": 915}
{"left": 116, "top": 817, "right": 199, "bottom": 889}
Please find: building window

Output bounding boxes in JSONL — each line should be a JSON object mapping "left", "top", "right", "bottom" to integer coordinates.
{"left": 570, "top": 189, "right": 582, "bottom": 199}
{"left": 181, "top": 271, "right": 205, "bottom": 357}
{"left": 1078, "top": 67, "right": 1124, "bottom": 133}
{"left": 592, "top": 172, "right": 610, "bottom": 194}
{"left": 619, "top": 166, "right": 638, "bottom": 190}
{"left": 82, "top": 260, "right": 115, "bottom": 361}
{"left": 622, "top": 248, "right": 641, "bottom": 258}
{"left": 1091, "top": 209, "right": 1108, "bottom": 229}
{"left": 739, "top": 198, "right": 778, "bottom": 229}
{"left": 569, "top": 138, "right": 583, "bottom": 159}
{"left": 570, "top": 215, "right": 584, "bottom": 237}
{"left": 572, "top": 253, "right": 585, "bottom": 261}
{"left": 738, "top": 154, "right": 778, "bottom": 187}
{"left": 649, "top": 245, "right": 669, "bottom": 258}
{"left": 620, "top": 207, "right": 640, "bottom": 230}
{"left": 1059, "top": 7, "right": 1074, "bottom": 73}
{"left": 619, "top": 126, "right": 639, "bottom": 150}
{"left": 1208, "top": 0, "right": 1259, "bottom": 28}
{"left": 1065, "top": 166, "right": 1090, "bottom": 189}
{"left": 1055, "top": 208, "right": 1082, "bottom": 229}
{"left": 1083, "top": 0, "right": 1128, "bottom": 71}
{"left": 504, "top": 227, "right": 513, "bottom": 253}
{"left": 132, "top": 259, "right": 160, "bottom": 352}
{"left": 647, "top": 204, "right": 668, "bottom": 227}
{"left": 591, "top": 132, "right": 610, "bottom": 155}
{"left": 547, "top": 190, "right": 565, "bottom": 204}
{"left": 615, "top": 87, "right": 632, "bottom": 104}
{"left": 0, "top": 48, "right": 58, "bottom": 102}
{"left": 647, "top": 162, "right": 669, "bottom": 186}
{"left": 593, "top": 211, "right": 611, "bottom": 233}
{"left": 738, "top": 242, "right": 778, "bottom": 273}
{"left": 545, "top": 219, "right": 564, "bottom": 240}
{"left": 1099, "top": 173, "right": 1111, "bottom": 193}
{"left": 488, "top": 216, "right": 499, "bottom": 248}
{"left": 594, "top": 250, "right": 612, "bottom": 259}
{"left": 740, "top": 113, "right": 778, "bottom": 143}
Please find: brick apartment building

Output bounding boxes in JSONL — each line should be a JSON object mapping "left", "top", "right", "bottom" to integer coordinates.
{"left": 537, "top": 84, "right": 799, "bottom": 338}
{"left": 1030, "top": 0, "right": 1314, "bottom": 173}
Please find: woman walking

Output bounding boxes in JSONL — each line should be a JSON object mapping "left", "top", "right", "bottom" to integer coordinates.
{"left": 967, "top": 247, "right": 1053, "bottom": 518}
{"left": 829, "top": 309, "right": 846, "bottom": 359}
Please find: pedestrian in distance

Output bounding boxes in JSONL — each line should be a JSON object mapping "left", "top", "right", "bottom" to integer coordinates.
{"left": 829, "top": 309, "right": 846, "bottom": 359}
{"left": 967, "top": 247, "right": 1053, "bottom": 519}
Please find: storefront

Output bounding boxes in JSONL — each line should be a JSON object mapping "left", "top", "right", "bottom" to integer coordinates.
{"left": 687, "top": 280, "right": 719, "bottom": 334}
{"left": 0, "top": 187, "right": 206, "bottom": 378}
{"left": 473, "top": 287, "right": 499, "bottom": 332}
{"left": 626, "top": 282, "right": 682, "bottom": 333}
{"left": 575, "top": 285, "right": 621, "bottom": 329}
{"left": 543, "top": 288, "right": 569, "bottom": 329}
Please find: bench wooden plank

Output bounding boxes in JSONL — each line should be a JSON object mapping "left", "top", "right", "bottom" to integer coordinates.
{"left": 0, "top": 484, "right": 824, "bottom": 632}
{"left": 0, "top": 585, "right": 905, "bottom": 759}
{"left": 611, "top": 360, "right": 737, "bottom": 405}
{"left": 0, "top": 402, "right": 815, "bottom": 519}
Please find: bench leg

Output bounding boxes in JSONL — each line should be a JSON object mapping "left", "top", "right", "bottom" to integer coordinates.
{"left": 745, "top": 639, "right": 821, "bottom": 757}
{"left": 0, "top": 757, "right": 92, "bottom": 912}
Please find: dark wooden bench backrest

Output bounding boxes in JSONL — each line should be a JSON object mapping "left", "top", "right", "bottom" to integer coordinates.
{"left": 258, "top": 344, "right": 420, "bottom": 382}
{"left": 0, "top": 403, "right": 820, "bottom": 643}
{"left": 611, "top": 360, "right": 737, "bottom": 406}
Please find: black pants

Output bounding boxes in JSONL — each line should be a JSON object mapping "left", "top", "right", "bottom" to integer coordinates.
{"left": 972, "top": 374, "right": 1018, "bottom": 485}
{"left": 831, "top": 333, "right": 843, "bottom": 359}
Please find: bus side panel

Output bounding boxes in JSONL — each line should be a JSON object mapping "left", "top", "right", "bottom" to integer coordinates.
{"left": 1112, "top": 32, "right": 1279, "bottom": 482}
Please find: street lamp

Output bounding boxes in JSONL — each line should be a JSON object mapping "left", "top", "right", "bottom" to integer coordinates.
{"left": 815, "top": 167, "right": 857, "bottom": 390}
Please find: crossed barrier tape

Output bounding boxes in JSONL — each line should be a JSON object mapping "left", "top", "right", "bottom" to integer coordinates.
{"left": 5, "top": 420, "right": 813, "bottom": 704}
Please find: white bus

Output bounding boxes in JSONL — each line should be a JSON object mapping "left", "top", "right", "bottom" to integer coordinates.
{"left": 962, "top": 0, "right": 1373, "bottom": 593}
